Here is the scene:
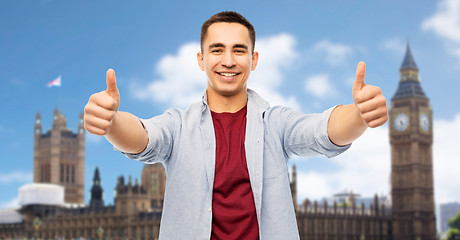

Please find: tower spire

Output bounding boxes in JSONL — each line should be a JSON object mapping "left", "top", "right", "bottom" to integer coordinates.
{"left": 93, "top": 167, "right": 101, "bottom": 182}
{"left": 90, "top": 167, "right": 103, "bottom": 209}
{"left": 400, "top": 42, "right": 418, "bottom": 71}
{"left": 392, "top": 42, "right": 426, "bottom": 100}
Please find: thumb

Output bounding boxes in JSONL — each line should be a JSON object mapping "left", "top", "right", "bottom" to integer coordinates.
{"left": 106, "top": 68, "right": 119, "bottom": 99}
{"left": 352, "top": 61, "right": 366, "bottom": 100}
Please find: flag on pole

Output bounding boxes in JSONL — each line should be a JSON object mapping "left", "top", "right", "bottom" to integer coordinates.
{"left": 47, "top": 76, "right": 61, "bottom": 88}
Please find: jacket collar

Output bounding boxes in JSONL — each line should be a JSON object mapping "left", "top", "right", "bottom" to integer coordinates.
{"left": 201, "top": 88, "right": 269, "bottom": 113}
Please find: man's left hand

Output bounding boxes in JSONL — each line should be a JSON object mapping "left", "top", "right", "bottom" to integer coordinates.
{"left": 352, "top": 61, "right": 388, "bottom": 128}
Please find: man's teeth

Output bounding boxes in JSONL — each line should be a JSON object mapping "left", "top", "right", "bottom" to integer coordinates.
{"left": 219, "top": 72, "right": 238, "bottom": 77}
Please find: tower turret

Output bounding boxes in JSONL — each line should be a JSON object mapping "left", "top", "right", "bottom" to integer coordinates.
{"left": 76, "top": 111, "right": 85, "bottom": 205}
{"left": 33, "top": 112, "right": 42, "bottom": 183}
{"left": 115, "top": 175, "right": 149, "bottom": 214}
{"left": 141, "top": 164, "right": 166, "bottom": 209}
{"left": 90, "top": 167, "right": 104, "bottom": 209}
{"left": 290, "top": 165, "right": 297, "bottom": 211}
{"left": 34, "top": 112, "right": 42, "bottom": 136}
{"left": 52, "top": 108, "right": 68, "bottom": 131}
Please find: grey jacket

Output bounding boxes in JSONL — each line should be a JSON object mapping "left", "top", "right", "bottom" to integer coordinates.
{"left": 122, "top": 89, "right": 350, "bottom": 239}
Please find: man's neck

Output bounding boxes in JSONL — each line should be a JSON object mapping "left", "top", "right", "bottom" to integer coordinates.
{"left": 207, "top": 88, "right": 248, "bottom": 113}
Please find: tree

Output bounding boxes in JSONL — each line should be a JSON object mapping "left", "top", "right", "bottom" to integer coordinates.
{"left": 445, "top": 211, "right": 460, "bottom": 240}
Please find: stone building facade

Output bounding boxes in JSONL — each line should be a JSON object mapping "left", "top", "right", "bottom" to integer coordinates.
{"left": 1, "top": 164, "right": 165, "bottom": 240}
{"left": 33, "top": 109, "right": 85, "bottom": 204}
{"left": 296, "top": 196, "right": 392, "bottom": 240}
{"left": 29, "top": 165, "right": 164, "bottom": 240}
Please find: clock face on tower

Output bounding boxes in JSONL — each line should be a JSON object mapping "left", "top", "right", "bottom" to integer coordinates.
{"left": 419, "top": 113, "right": 430, "bottom": 132}
{"left": 394, "top": 113, "right": 409, "bottom": 132}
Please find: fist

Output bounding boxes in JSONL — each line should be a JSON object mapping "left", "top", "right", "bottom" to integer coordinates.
{"left": 84, "top": 69, "right": 120, "bottom": 135}
{"left": 352, "top": 62, "right": 388, "bottom": 128}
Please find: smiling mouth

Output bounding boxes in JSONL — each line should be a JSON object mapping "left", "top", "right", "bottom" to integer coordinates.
{"left": 217, "top": 72, "right": 240, "bottom": 77}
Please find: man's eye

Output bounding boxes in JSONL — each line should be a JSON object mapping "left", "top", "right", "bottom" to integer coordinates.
{"left": 211, "top": 49, "right": 222, "bottom": 53}
{"left": 235, "top": 49, "right": 245, "bottom": 53}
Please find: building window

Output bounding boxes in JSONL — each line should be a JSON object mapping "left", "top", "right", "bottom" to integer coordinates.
{"left": 45, "top": 164, "right": 50, "bottom": 182}
{"left": 71, "top": 165, "right": 75, "bottom": 183}
{"left": 151, "top": 173, "right": 158, "bottom": 196}
{"left": 41, "top": 165, "right": 44, "bottom": 182}
{"left": 66, "top": 165, "right": 69, "bottom": 183}
{"left": 61, "top": 164, "right": 64, "bottom": 182}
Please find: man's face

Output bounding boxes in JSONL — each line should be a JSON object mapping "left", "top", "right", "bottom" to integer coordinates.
{"left": 197, "top": 22, "right": 258, "bottom": 98}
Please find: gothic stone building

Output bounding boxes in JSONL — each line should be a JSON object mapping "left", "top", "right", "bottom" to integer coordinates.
{"left": 29, "top": 165, "right": 165, "bottom": 239}
{"left": 33, "top": 109, "right": 85, "bottom": 204}
{"left": 0, "top": 44, "right": 437, "bottom": 240}
{"left": 0, "top": 165, "right": 166, "bottom": 239}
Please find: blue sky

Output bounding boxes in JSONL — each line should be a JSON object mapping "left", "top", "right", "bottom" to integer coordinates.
{"left": 1, "top": 0, "right": 460, "bottom": 223}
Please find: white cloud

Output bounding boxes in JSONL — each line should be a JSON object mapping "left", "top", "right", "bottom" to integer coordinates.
{"left": 381, "top": 37, "right": 406, "bottom": 54}
{"left": 295, "top": 171, "right": 336, "bottom": 201}
{"left": 293, "top": 113, "right": 460, "bottom": 206}
{"left": 422, "top": 0, "right": 460, "bottom": 58}
{"left": 304, "top": 74, "right": 338, "bottom": 99}
{"left": 312, "top": 40, "right": 353, "bottom": 66}
{"left": 86, "top": 133, "right": 104, "bottom": 144}
{"left": 0, "top": 198, "right": 19, "bottom": 209}
{"left": 133, "top": 34, "right": 301, "bottom": 110}
{"left": 433, "top": 114, "right": 460, "bottom": 204}
{"left": 294, "top": 126, "right": 390, "bottom": 203}
{"left": 249, "top": 33, "right": 301, "bottom": 110}
{"left": 0, "top": 171, "right": 32, "bottom": 184}
{"left": 132, "top": 42, "right": 206, "bottom": 108}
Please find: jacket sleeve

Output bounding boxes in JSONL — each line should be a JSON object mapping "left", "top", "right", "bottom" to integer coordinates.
{"left": 118, "top": 109, "right": 177, "bottom": 164}
{"left": 269, "top": 106, "right": 351, "bottom": 159}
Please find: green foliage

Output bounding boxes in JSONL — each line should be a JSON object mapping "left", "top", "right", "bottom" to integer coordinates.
{"left": 444, "top": 211, "right": 460, "bottom": 240}
{"left": 449, "top": 211, "right": 460, "bottom": 230}
{"left": 445, "top": 228, "right": 460, "bottom": 240}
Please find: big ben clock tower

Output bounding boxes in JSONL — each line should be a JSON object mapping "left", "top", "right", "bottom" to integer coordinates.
{"left": 390, "top": 44, "right": 436, "bottom": 240}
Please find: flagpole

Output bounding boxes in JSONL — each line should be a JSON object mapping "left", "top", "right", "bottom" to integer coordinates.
{"left": 58, "top": 78, "right": 62, "bottom": 112}
{"left": 47, "top": 75, "right": 62, "bottom": 113}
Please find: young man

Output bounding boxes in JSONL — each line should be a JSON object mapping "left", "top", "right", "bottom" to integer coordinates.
{"left": 84, "top": 11, "right": 388, "bottom": 240}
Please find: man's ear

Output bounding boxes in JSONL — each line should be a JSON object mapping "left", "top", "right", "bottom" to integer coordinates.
{"left": 251, "top": 51, "right": 259, "bottom": 71}
{"left": 197, "top": 51, "right": 205, "bottom": 71}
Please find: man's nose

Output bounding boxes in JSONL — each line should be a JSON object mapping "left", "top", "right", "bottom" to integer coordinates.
{"left": 221, "top": 51, "right": 236, "bottom": 68}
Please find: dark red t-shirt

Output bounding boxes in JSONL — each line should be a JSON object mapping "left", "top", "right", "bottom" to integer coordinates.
{"left": 210, "top": 106, "right": 259, "bottom": 240}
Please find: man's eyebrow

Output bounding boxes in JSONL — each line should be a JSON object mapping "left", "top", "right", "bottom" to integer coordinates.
{"left": 233, "top": 44, "right": 248, "bottom": 50}
{"left": 208, "top": 43, "right": 249, "bottom": 50}
{"left": 208, "top": 43, "right": 225, "bottom": 49}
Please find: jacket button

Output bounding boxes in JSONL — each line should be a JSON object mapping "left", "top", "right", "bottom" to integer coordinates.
{"left": 208, "top": 207, "right": 212, "bottom": 212}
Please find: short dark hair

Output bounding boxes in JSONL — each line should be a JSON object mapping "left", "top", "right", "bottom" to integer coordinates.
{"left": 201, "top": 11, "right": 256, "bottom": 52}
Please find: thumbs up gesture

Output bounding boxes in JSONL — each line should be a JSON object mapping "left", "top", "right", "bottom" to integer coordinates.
{"left": 352, "top": 62, "right": 388, "bottom": 128}
{"left": 84, "top": 69, "right": 121, "bottom": 136}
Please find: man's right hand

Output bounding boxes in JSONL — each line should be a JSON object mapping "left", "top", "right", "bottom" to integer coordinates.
{"left": 84, "top": 69, "right": 120, "bottom": 136}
